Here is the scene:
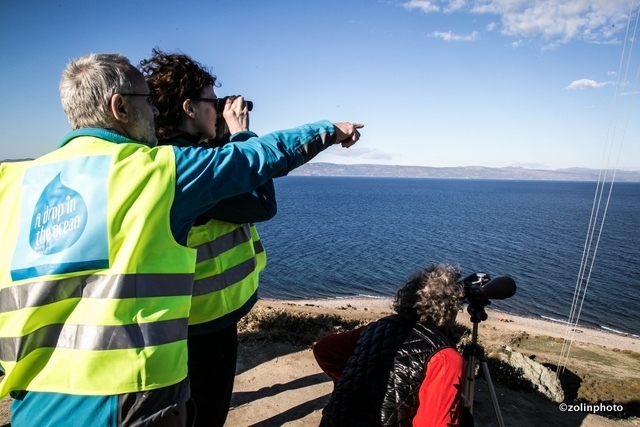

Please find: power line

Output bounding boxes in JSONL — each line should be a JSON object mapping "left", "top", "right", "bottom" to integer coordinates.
{"left": 557, "top": 0, "right": 640, "bottom": 378}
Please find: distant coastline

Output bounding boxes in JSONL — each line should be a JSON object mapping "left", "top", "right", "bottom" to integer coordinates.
{"left": 0, "top": 158, "right": 32, "bottom": 163}
{"left": 4, "top": 158, "right": 640, "bottom": 182}
{"left": 289, "top": 162, "right": 640, "bottom": 182}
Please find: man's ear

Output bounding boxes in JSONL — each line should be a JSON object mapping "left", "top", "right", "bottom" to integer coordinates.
{"left": 110, "top": 94, "right": 131, "bottom": 124}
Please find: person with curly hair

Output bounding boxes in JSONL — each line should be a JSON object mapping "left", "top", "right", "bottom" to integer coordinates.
{"left": 139, "top": 48, "right": 335, "bottom": 427}
{"left": 140, "top": 48, "right": 244, "bottom": 142}
{"left": 313, "top": 264, "right": 473, "bottom": 427}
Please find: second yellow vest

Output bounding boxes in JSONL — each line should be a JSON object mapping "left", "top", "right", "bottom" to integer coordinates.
{"left": 187, "top": 220, "right": 265, "bottom": 326}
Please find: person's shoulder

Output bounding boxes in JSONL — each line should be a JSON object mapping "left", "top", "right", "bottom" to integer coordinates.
{"left": 58, "top": 128, "right": 136, "bottom": 148}
{"left": 432, "top": 347, "right": 463, "bottom": 368}
{"left": 170, "top": 144, "right": 215, "bottom": 165}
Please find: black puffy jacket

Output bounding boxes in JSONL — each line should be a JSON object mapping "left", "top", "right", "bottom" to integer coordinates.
{"left": 320, "top": 315, "right": 453, "bottom": 427}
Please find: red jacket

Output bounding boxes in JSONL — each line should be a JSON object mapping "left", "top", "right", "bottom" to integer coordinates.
{"left": 313, "top": 325, "right": 464, "bottom": 427}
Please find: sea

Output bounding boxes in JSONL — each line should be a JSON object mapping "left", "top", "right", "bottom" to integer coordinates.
{"left": 254, "top": 176, "right": 640, "bottom": 337}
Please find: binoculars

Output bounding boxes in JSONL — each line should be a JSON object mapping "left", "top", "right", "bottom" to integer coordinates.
{"left": 209, "top": 96, "right": 254, "bottom": 146}
{"left": 213, "top": 96, "right": 253, "bottom": 112}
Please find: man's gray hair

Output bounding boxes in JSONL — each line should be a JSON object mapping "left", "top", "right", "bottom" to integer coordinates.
{"left": 60, "top": 53, "right": 134, "bottom": 129}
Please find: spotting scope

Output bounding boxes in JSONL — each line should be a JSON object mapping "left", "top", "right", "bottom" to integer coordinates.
{"left": 458, "top": 273, "right": 517, "bottom": 321}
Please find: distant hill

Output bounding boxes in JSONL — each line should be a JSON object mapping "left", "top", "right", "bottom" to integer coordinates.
{"left": 3, "top": 158, "right": 639, "bottom": 182}
{"left": 289, "top": 163, "right": 640, "bottom": 182}
{"left": 0, "top": 158, "right": 32, "bottom": 163}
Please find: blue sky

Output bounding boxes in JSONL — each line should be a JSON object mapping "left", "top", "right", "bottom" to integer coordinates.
{"left": 2, "top": 0, "right": 639, "bottom": 170}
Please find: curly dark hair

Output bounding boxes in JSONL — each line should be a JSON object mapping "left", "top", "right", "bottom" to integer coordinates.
{"left": 393, "top": 264, "right": 464, "bottom": 327}
{"left": 139, "top": 48, "right": 218, "bottom": 139}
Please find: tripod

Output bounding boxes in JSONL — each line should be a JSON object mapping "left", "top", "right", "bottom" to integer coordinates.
{"left": 462, "top": 301, "right": 506, "bottom": 427}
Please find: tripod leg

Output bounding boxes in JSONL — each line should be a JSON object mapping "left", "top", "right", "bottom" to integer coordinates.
{"left": 479, "top": 360, "right": 506, "bottom": 427}
{"left": 462, "top": 355, "right": 477, "bottom": 412}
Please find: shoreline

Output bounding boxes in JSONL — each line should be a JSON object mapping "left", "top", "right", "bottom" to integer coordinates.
{"left": 260, "top": 296, "right": 640, "bottom": 353}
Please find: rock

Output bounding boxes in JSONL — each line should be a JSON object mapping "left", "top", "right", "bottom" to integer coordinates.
{"left": 498, "top": 348, "right": 565, "bottom": 403}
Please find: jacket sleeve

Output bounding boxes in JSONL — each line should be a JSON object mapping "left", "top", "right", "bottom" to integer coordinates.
{"left": 194, "top": 179, "right": 277, "bottom": 224}
{"left": 170, "top": 120, "right": 336, "bottom": 243}
{"left": 196, "top": 131, "right": 278, "bottom": 224}
{"left": 312, "top": 326, "right": 368, "bottom": 382}
{"left": 413, "top": 348, "right": 465, "bottom": 427}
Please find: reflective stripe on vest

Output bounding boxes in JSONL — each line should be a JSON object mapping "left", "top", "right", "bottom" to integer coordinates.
{"left": 0, "top": 273, "right": 192, "bottom": 314}
{"left": 0, "top": 137, "right": 195, "bottom": 397}
{"left": 0, "top": 273, "right": 192, "bottom": 362}
{"left": 0, "top": 318, "right": 188, "bottom": 362}
{"left": 251, "top": 224, "right": 266, "bottom": 272}
{"left": 187, "top": 221, "right": 265, "bottom": 325}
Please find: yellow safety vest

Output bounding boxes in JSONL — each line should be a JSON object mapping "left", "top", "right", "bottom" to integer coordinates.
{"left": 187, "top": 220, "right": 266, "bottom": 326}
{"left": 0, "top": 136, "right": 196, "bottom": 397}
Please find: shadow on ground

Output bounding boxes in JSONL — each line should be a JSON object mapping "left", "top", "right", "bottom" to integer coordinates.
{"left": 232, "top": 373, "right": 330, "bottom": 407}
{"left": 244, "top": 395, "right": 329, "bottom": 427}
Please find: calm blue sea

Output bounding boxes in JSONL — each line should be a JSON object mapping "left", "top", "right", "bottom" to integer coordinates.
{"left": 255, "top": 176, "right": 640, "bottom": 337}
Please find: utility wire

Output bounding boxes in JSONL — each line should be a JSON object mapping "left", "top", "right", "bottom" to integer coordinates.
{"left": 557, "top": 1, "right": 640, "bottom": 378}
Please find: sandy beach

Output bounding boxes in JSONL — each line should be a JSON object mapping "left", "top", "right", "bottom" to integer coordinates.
{"left": 1, "top": 297, "right": 639, "bottom": 427}
{"left": 276, "top": 297, "right": 640, "bottom": 352}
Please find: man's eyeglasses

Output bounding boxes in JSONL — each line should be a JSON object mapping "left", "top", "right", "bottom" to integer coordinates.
{"left": 118, "top": 93, "right": 155, "bottom": 105}
{"left": 192, "top": 97, "right": 253, "bottom": 112}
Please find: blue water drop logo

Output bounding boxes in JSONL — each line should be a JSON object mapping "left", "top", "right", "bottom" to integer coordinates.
{"left": 29, "top": 173, "right": 88, "bottom": 255}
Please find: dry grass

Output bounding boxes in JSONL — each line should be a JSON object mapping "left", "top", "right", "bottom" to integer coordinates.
{"left": 237, "top": 305, "right": 369, "bottom": 346}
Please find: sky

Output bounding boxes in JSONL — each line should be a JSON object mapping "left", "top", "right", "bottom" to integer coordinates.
{"left": 2, "top": 0, "right": 640, "bottom": 170}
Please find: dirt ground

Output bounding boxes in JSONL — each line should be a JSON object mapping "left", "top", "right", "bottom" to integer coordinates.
{"left": 1, "top": 298, "right": 639, "bottom": 427}
{"left": 227, "top": 299, "right": 640, "bottom": 427}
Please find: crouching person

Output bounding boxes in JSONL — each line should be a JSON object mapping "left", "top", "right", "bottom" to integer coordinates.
{"left": 313, "top": 264, "right": 473, "bottom": 427}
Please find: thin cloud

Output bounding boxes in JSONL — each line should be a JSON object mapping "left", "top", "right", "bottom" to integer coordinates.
{"left": 444, "top": 0, "right": 466, "bottom": 13}
{"left": 402, "top": 0, "right": 637, "bottom": 45}
{"left": 333, "top": 147, "right": 396, "bottom": 160}
{"left": 403, "top": 0, "right": 466, "bottom": 14}
{"left": 403, "top": 0, "right": 440, "bottom": 13}
{"left": 567, "top": 78, "right": 614, "bottom": 89}
{"left": 432, "top": 30, "right": 479, "bottom": 41}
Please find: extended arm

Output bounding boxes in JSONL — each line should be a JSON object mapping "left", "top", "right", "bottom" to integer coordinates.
{"left": 170, "top": 120, "right": 362, "bottom": 243}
